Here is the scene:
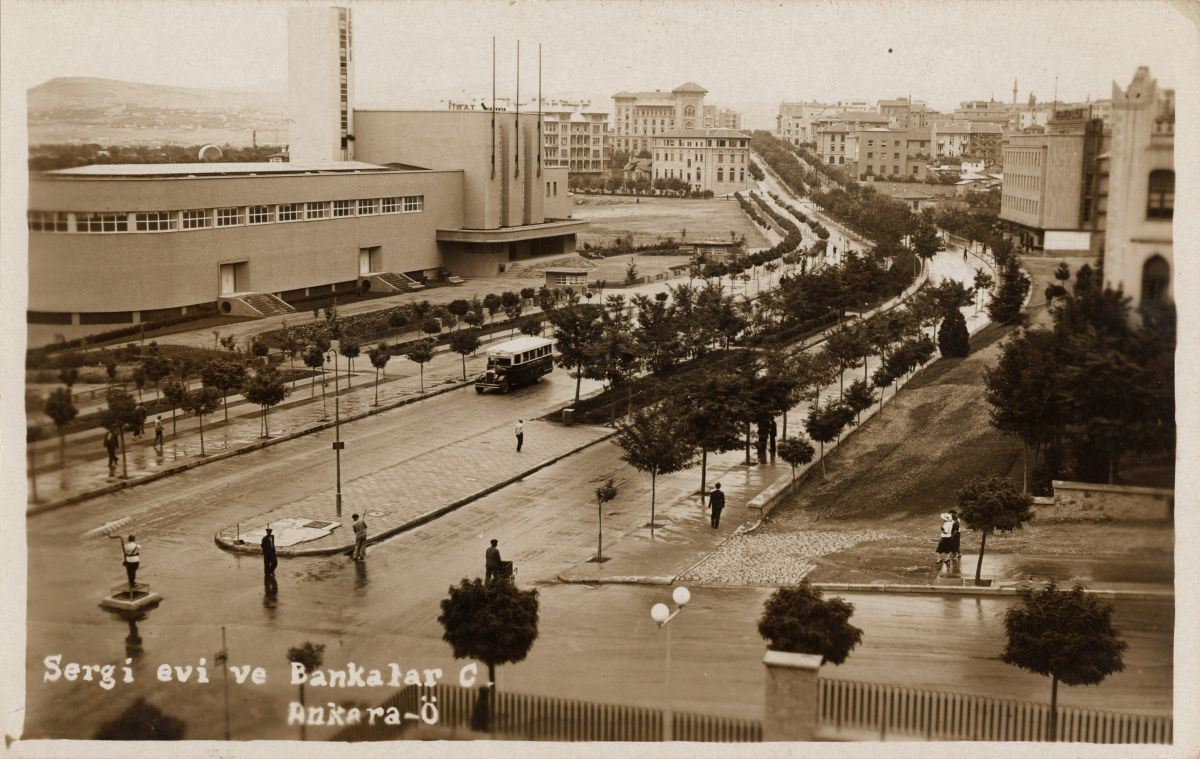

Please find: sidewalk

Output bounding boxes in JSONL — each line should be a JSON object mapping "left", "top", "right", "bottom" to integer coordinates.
{"left": 214, "top": 418, "right": 614, "bottom": 556}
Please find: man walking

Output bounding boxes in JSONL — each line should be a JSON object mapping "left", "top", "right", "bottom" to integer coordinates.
{"left": 103, "top": 428, "right": 119, "bottom": 476}
{"left": 515, "top": 419, "right": 525, "bottom": 452}
{"left": 769, "top": 418, "right": 778, "bottom": 463}
{"left": 153, "top": 415, "right": 165, "bottom": 454}
{"left": 707, "top": 482, "right": 726, "bottom": 528}
{"left": 351, "top": 513, "right": 367, "bottom": 562}
{"left": 134, "top": 402, "right": 148, "bottom": 439}
{"left": 261, "top": 527, "right": 278, "bottom": 576}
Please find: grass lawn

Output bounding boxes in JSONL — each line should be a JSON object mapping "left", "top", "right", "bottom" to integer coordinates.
{"left": 572, "top": 194, "right": 769, "bottom": 249}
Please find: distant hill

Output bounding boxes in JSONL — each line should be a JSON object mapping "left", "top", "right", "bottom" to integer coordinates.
{"left": 27, "top": 77, "right": 288, "bottom": 147}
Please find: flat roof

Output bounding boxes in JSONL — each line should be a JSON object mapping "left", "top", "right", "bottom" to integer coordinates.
{"left": 487, "top": 336, "right": 554, "bottom": 354}
{"left": 545, "top": 267, "right": 590, "bottom": 274}
{"left": 45, "top": 161, "right": 397, "bottom": 178}
{"left": 657, "top": 128, "right": 749, "bottom": 139}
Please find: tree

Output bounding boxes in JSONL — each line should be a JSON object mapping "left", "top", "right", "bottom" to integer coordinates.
{"left": 910, "top": 216, "right": 944, "bottom": 274}
{"left": 871, "top": 365, "right": 895, "bottom": 415}
{"left": 438, "top": 578, "right": 540, "bottom": 732}
{"left": 1001, "top": 583, "right": 1127, "bottom": 741}
{"left": 57, "top": 350, "right": 84, "bottom": 389}
{"left": 984, "top": 329, "right": 1063, "bottom": 492}
{"left": 823, "top": 326, "right": 867, "bottom": 398}
{"left": 972, "top": 268, "right": 995, "bottom": 314}
{"left": 757, "top": 581, "right": 863, "bottom": 665}
{"left": 548, "top": 303, "right": 602, "bottom": 404}
{"left": 675, "top": 374, "right": 744, "bottom": 506}
{"left": 139, "top": 351, "right": 172, "bottom": 402}
{"left": 286, "top": 641, "right": 325, "bottom": 741}
{"left": 777, "top": 435, "right": 815, "bottom": 482}
{"left": 405, "top": 338, "right": 436, "bottom": 394}
{"left": 805, "top": 402, "right": 853, "bottom": 477}
{"left": 43, "top": 387, "right": 78, "bottom": 487}
{"left": 482, "top": 293, "right": 502, "bottom": 322}
{"left": 98, "top": 389, "right": 139, "bottom": 479}
{"left": 243, "top": 365, "right": 290, "bottom": 438}
{"left": 956, "top": 475, "right": 1034, "bottom": 585}
{"left": 181, "top": 386, "right": 222, "bottom": 456}
{"left": 201, "top": 357, "right": 247, "bottom": 423}
{"left": 341, "top": 341, "right": 360, "bottom": 387}
{"left": 593, "top": 478, "right": 618, "bottom": 562}
{"left": 988, "top": 258, "right": 1031, "bottom": 325}
{"left": 518, "top": 314, "right": 542, "bottom": 337}
{"left": 94, "top": 698, "right": 185, "bottom": 740}
{"left": 368, "top": 345, "right": 392, "bottom": 406}
{"left": 448, "top": 330, "right": 482, "bottom": 381}
{"left": 842, "top": 378, "right": 876, "bottom": 424}
{"left": 162, "top": 379, "right": 186, "bottom": 436}
{"left": 615, "top": 409, "right": 696, "bottom": 532}
{"left": 446, "top": 298, "right": 471, "bottom": 328}
{"left": 937, "top": 306, "right": 970, "bottom": 357}
{"left": 303, "top": 346, "right": 324, "bottom": 399}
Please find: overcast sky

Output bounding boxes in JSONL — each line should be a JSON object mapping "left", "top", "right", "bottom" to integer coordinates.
{"left": 2, "top": 0, "right": 1195, "bottom": 129}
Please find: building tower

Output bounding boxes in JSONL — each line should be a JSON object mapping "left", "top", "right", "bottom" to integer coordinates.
{"left": 672, "top": 82, "right": 707, "bottom": 130}
{"left": 1013, "top": 78, "right": 1018, "bottom": 105}
{"left": 288, "top": 6, "right": 355, "bottom": 163}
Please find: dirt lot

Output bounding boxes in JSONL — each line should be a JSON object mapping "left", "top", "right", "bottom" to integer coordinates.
{"left": 572, "top": 194, "right": 769, "bottom": 249}
{"left": 759, "top": 319, "right": 1174, "bottom": 585}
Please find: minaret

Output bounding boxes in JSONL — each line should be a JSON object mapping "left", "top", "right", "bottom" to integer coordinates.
{"left": 1013, "top": 78, "right": 1018, "bottom": 105}
{"left": 287, "top": 6, "right": 355, "bottom": 163}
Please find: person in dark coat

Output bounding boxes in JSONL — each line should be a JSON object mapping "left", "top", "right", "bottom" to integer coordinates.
{"left": 261, "top": 528, "right": 278, "bottom": 576}
{"left": 485, "top": 539, "right": 511, "bottom": 581}
{"left": 707, "top": 483, "right": 726, "bottom": 528}
{"left": 103, "top": 429, "right": 119, "bottom": 475}
{"left": 768, "top": 418, "right": 778, "bottom": 462}
{"left": 949, "top": 510, "right": 962, "bottom": 561}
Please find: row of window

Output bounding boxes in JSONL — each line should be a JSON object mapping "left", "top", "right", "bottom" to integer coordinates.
{"left": 27, "top": 196, "right": 425, "bottom": 233}
{"left": 654, "top": 152, "right": 747, "bottom": 164}
{"left": 654, "top": 168, "right": 746, "bottom": 183}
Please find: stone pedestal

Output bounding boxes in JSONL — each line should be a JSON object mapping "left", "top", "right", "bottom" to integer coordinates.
{"left": 100, "top": 583, "right": 163, "bottom": 612}
{"left": 762, "top": 650, "right": 822, "bottom": 741}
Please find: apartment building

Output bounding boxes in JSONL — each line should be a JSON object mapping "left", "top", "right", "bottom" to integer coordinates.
{"left": 542, "top": 108, "right": 608, "bottom": 174}
{"left": 612, "top": 82, "right": 707, "bottom": 154}
{"left": 847, "top": 127, "right": 932, "bottom": 179}
{"left": 650, "top": 129, "right": 751, "bottom": 195}
{"left": 704, "top": 105, "right": 742, "bottom": 129}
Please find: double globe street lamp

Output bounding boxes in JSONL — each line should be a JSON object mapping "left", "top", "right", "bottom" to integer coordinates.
{"left": 650, "top": 585, "right": 690, "bottom": 741}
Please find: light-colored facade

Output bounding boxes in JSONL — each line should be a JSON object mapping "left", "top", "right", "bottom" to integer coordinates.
{"left": 26, "top": 6, "right": 583, "bottom": 338}
{"left": 703, "top": 105, "right": 742, "bottom": 129}
{"left": 816, "top": 124, "right": 849, "bottom": 166}
{"left": 542, "top": 109, "right": 608, "bottom": 174}
{"left": 1102, "top": 67, "right": 1174, "bottom": 308}
{"left": 777, "top": 101, "right": 834, "bottom": 145}
{"left": 650, "top": 129, "right": 750, "bottom": 194}
{"left": 611, "top": 82, "right": 708, "bottom": 154}
{"left": 933, "top": 123, "right": 971, "bottom": 158}
{"left": 287, "top": 7, "right": 354, "bottom": 163}
{"left": 848, "top": 127, "right": 932, "bottom": 179}
{"left": 952, "top": 100, "right": 1010, "bottom": 125}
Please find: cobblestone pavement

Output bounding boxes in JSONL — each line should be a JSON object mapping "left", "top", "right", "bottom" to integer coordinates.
{"left": 214, "top": 418, "right": 611, "bottom": 554}
{"left": 679, "top": 527, "right": 895, "bottom": 585}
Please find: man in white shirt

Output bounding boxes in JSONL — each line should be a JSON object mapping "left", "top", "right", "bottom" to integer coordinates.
{"left": 515, "top": 419, "right": 524, "bottom": 452}
{"left": 121, "top": 535, "right": 141, "bottom": 589}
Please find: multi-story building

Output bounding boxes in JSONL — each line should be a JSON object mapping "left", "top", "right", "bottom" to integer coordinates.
{"left": 1102, "top": 67, "right": 1174, "bottom": 309}
{"left": 966, "top": 123, "right": 1004, "bottom": 164}
{"left": 847, "top": 127, "right": 932, "bottom": 179}
{"left": 542, "top": 108, "right": 608, "bottom": 174}
{"left": 953, "top": 100, "right": 1011, "bottom": 126}
{"left": 816, "top": 124, "right": 850, "bottom": 166}
{"left": 933, "top": 122, "right": 971, "bottom": 158}
{"left": 650, "top": 129, "right": 750, "bottom": 195}
{"left": 703, "top": 105, "right": 742, "bottom": 129}
{"left": 25, "top": 6, "right": 583, "bottom": 345}
{"left": 999, "top": 105, "right": 1108, "bottom": 252}
{"left": 777, "top": 101, "right": 834, "bottom": 145}
{"left": 611, "top": 82, "right": 707, "bottom": 154}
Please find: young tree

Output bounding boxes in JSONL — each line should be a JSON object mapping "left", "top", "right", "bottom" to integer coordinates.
{"left": 842, "top": 378, "right": 876, "bottom": 425}
{"left": 823, "top": 326, "right": 867, "bottom": 398}
{"left": 482, "top": 293, "right": 502, "bottom": 322}
{"left": 675, "top": 375, "right": 745, "bottom": 506}
{"left": 405, "top": 338, "right": 436, "bottom": 394}
{"left": 94, "top": 698, "right": 186, "bottom": 740}
{"left": 438, "top": 578, "right": 540, "bottom": 732}
{"left": 518, "top": 314, "right": 543, "bottom": 337}
{"left": 805, "top": 402, "right": 853, "bottom": 477}
{"left": 139, "top": 351, "right": 172, "bottom": 402}
{"left": 757, "top": 581, "right": 863, "bottom": 665}
{"left": 937, "top": 306, "right": 970, "bottom": 358}
{"left": 57, "top": 351, "right": 84, "bottom": 389}
{"left": 286, "top": 642, "right": 325, "bottom": 741}
{"left": 340, "top": 341, "right": 360, "bottom": 387}
{"left": 777, "top": 435, "right": 816, "bottom": 482}
{"left": 615, "top": 409, "right": 696, "bottom": 531}
{"left": 99, "top": 388, "right": 139, "bottom": 479}
{"left": 243, "top": 365, "right": 290, "bottom": 438}
{"left": 162, "top": 379, "right": 186, "bottom": 436}
{"left": 1001, "top": 583, "right": 1127, "bottom": 741}
{"left": 972, "top": 268, "right": 995, "bottom": 314}
{"left": 201, "top": 357, "right": 247, "bottom": 423}
{"left": 871, "top": 365, "right": 895, "bottom": 415}
{"left": 43, "top": 387, "right": 78, "bottom": 487}
{"left": 251, "top": 339, "right": 270, "bottom": 364}
{"left": 956, "top": 475, "right": 1034, "bottom": 585}
{"left": 448, "top": 330, "right": 482, "bottom": 381}
{"left": 593, "top": 478, "right": 618, "bottom": 562}
{"left": 367, "top": 345, "right": 392, "bottom": 406}
{"left": 181, "top": 386, "right": 222, "bottom": 456}
{"left": 303, "top": 346, "right": 324, "bottom": 399}
{"left": 446, "top": 298, "right": 471, "bottom": 329}
{"left": 131, "top": 365, "right": 147, "bottom": 403}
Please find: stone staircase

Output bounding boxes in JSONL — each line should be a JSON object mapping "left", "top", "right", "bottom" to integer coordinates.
{"left": 219, "top": 292, "right": 296, "bottom": 318}
{"left": 359, "top": 271, "right": 425, "bottom": 293}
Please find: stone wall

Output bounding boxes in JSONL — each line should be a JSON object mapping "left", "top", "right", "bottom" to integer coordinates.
{"left": 1036, "top": 480, "right": 1174, "bottom": 521}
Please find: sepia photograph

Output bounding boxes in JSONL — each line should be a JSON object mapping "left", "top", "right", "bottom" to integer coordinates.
{"left": 1, "top": 1, "right": 1196, "bottom": 757}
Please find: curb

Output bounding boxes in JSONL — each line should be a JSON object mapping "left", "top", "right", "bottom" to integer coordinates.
{"left": 28, "top": 378, "right": 476, "bottom": 516}
{"left": 214, "top": 429, "right": 620, "bottom": 557}
{"left": 553, "top": 576, "right": 1174, "bottom": 601}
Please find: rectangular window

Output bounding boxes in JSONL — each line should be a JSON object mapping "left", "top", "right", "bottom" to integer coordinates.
{"left": 333, "top": 200, "right": 355, "bottom": 217}
{"left": 307, "top": 202, "right": 329, "bottom": 220}
{"left": 27, "top": 211, "right": 68, "bottom": 232}
{"left": 357, "top": 198, "right": 377, "bottom": 215}
{"left": 134, "top": 211, "right": 174, "bottom": 232}
{"left": 894, "top": 153, "right": 900, "bottom": 160}
{"left": 247, "top": 205, "right": 273, "bottom": 225}
{"left": 1147, "top": 170, "right": 1174, "bottom": 219}
{"left": 403, "top": 195, "right": 424, "bottom": 213}
{"left": 181, "top": 209, "right": 212, "bottom": 229}
{"left": 867, "top": 140, "right": 874, "bottom": 147}
{"left": 217, "top": 208, "right": 240, "bottom": 227}
{"left": 278, "top": 203, "right": 303, "bottom": 222}
{"left": 77, "top": 212, "right": 129, "bottom": 233}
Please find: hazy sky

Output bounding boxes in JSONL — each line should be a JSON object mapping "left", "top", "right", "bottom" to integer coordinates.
{"left": 2, "top": 0, "right": 1195, "bottom": 129}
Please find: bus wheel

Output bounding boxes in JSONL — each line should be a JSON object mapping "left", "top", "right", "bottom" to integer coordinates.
{"left": 500, "top": 382, "right": 510, "bottom": 394}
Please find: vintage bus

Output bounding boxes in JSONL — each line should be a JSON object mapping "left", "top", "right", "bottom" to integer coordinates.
{"left": 475, "top": 336, "right": 554, "bottom": 394}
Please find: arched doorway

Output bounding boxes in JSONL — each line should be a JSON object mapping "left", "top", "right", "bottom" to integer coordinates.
{"left": 1141, "top": 255, "right": 1170, "bottom": 306}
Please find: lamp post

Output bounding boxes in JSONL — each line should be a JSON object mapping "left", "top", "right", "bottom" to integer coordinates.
{"left": 327, "top": 349, "right": 343, "bottom": 517}
{"left": 650, "top": 585, "right": 690, "bottom": 741}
